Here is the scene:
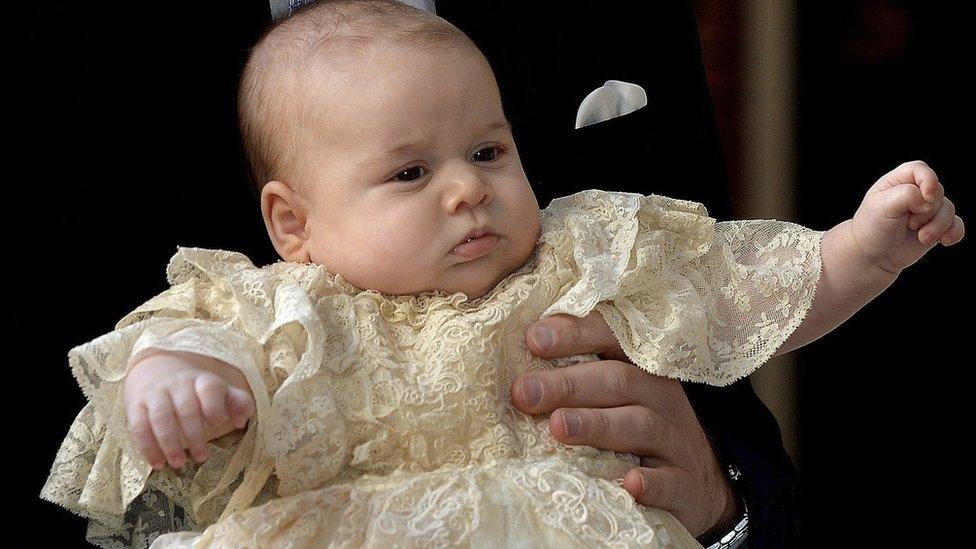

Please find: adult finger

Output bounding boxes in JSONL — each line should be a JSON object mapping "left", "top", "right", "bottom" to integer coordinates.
{"left": 625, "top": 464, "right": 735, "bottom": 538}
{"left": 127, "top": 402, "right": 166, "bottom": 470}
{"left": 147, "top": 393, "right": 187, "bottom": 469}
{"left": 511, "top": 359, "right": 650, "bottom": 414}
{"left": 548, "top": 405, "right": 681, "bottom": 462}
{"left": 622, "top": 466, "right": 691, "bottom": 515}
{"left": 525, "top": 311, "right": 628, "bottom": 362}
{"left": 170, "top": 388, "right": 210, "bottom": 463}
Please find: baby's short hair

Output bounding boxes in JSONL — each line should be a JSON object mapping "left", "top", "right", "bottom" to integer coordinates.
{"left": 238, "top": 0, "right": 477, "bottom": 199}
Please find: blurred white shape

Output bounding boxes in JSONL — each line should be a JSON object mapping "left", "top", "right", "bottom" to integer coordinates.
{"left": 575, "top": 80, "right": 648, "bottom": 129}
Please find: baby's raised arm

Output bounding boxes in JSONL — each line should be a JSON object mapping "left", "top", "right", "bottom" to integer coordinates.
{"left": 123, "top": 350, "right": 256, "bottom": 470}
{"left": 775, "top": 160, "right": 964, "bottom": 355}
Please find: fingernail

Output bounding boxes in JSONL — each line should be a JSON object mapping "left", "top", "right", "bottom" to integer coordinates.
{"left": 562, "top": 410, "right": 581, "bottom": 437}
{"left": 522, "top": 378, "right": 543, "bottom": 407}
{"left": 531, "top": 325, "right": 554, "bottom": 351}
{"left": 639, "top": 473, "right": 647, "bottom": 495}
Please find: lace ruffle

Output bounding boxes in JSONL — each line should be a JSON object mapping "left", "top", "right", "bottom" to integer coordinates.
{"left": 540, "top": 191, "right": 823, "bottom": 386}
{"left": 41, "top": 250, "right": 350, "bottom": 548}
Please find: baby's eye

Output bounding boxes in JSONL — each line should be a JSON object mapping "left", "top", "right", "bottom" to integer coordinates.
{"left": 391, "top": 166, "right": 426, "bottom": 183}
{"left": 472, "top": 146, "right": 504, "bottom": 163}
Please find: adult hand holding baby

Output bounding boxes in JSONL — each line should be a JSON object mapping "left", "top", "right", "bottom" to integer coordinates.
{"left": 123, "top": 350, "right": 256, "bottom": 471}
{"left": 511, "top": 313, "right": 738, "bottom": 539}
{"left": 509, "top": 159, "right": 966, "bottom": 541}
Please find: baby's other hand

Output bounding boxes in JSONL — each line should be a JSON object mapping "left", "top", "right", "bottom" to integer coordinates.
{"left": 851, "top": 160, "right": 965, "bottom": 273}
{"left": 123, "top": 350, "right": 256, "bottom": 471}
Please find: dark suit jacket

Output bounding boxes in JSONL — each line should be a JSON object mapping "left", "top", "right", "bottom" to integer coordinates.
{"left": 438, "top": 2, "right": 797, "bottom": 546}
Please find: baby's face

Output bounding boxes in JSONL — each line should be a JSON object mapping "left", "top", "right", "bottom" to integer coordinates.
{"left": 285, "top": 41, "right": 540, "bottom": 298}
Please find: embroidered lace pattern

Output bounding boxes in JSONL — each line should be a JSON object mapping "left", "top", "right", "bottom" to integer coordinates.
{"left": 40, "top": 190, "right": 823, "bottom": 548}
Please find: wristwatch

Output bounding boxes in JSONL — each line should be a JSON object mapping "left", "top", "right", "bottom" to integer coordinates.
{"left": 701, "top": 464, "right": 749, "bottom": 549}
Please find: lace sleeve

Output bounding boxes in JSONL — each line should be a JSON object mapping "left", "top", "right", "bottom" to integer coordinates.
{"left": 40, "top": 247, "right": 350, "bottom": 548}
{"left": 540, "top": 191, "right": 824, "bottom": 386}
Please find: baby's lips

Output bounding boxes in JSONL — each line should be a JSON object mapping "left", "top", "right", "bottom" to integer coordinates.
{"left": 451, "top": 233, "right": 499, "bottom": 260}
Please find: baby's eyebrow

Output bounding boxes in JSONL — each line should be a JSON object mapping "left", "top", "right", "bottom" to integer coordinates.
{"left": 477, "top": 120, "right": 513, "bottom": 134}
{"left": 374, "top": 120, "right": 513, "bottom": 160}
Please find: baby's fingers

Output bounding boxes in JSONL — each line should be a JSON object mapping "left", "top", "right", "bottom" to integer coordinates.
{"left": 875, "top": 160, "right": 940, "bottom": 196}
{"left": 918, "top": 169, "right": 945, "bottom": 204}
{"left": 147, "top": 393, "right": 188, "bottom": 469}
{"left": 195, "top": 374, "right": 231, "bottom": 429}
{"left": 171, "top": 388, "right": 210, "bottom": 464}
{"left": 874, "top": 180, "right": 929, "bottom": 222}
{"left": 940, "top": 215, "right": 965, "bottom": 246}
{"left": 227, "top": 387, "right": 256, "bottom": 429}
{"left": 917, "top": 197, "right": 956, "bottom": 246}
{"left": 127, "top": 403, "right": 166, "bottom": 470}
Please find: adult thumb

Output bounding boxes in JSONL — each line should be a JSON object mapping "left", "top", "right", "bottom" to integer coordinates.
{"left": 525, "top": 311, "right": 628, "bottom": 362}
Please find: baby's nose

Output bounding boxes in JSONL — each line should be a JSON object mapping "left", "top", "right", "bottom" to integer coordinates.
{"left": 441, "top": 164, "right": 494, "bottom": 213}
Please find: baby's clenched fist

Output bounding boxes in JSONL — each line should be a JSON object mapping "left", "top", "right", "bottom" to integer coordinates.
{"left": 123, "top": 350, "right": 256, "bottom": 471}
{"left": 851, "top": 160, "right": 964, "bottom": 273}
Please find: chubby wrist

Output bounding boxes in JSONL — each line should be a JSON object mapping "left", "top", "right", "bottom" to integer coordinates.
{"left": 834, "top": 218, "right": 903, "bottom": 277}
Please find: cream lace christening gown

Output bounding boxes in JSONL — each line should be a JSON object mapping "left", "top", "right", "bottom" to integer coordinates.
{"left": 41, "top": 190, "right": 823, "bottom": 549}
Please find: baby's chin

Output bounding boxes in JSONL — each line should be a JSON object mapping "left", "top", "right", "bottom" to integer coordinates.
{"left": 350, "top": 238, "right": 535, "bottom": 299}
{"left": 419, "top": 267, "right": 499, "bottom": 300}
{"left": 454, "top": 276, "right": 502, "bottom": 300}
{"left": 443, "top": 253, "right": 531, "bottom": 300}
{"left": 452, "top": 235, "right": 538, "bottom": 299}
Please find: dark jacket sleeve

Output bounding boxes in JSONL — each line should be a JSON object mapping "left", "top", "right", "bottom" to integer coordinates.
{"left": 441, "top": 2, "right": 799, "bottom": 546}
{"left": 684, "top": 380, "right": 799, "bottom": 548}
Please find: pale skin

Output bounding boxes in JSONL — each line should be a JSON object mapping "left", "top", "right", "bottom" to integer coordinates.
{"left": 123, "top": 33, "right": 965, "bottom": 538}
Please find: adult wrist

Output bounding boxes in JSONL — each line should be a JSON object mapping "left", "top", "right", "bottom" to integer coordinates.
{"left": 702, "top": 501, "right": 749, "bottom": 549}
{"left": 697, "top": 464, "right": 749, "bottom": 548}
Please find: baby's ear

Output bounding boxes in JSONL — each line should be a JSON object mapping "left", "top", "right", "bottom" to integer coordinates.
{"left": 261, "top": 180, "right": 311, "bottom": 262}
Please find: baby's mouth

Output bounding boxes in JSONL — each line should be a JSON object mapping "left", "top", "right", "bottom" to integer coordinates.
{"left": 451, "top": 228, "right": 499, "bottom": 260}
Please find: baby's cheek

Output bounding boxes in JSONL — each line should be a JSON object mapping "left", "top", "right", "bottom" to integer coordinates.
{"left": 376, "top": 224, "right": 426, "bottom": 261}
{"left": 513, "top": 211, "right": 542, "bottom": 262}
{"left": 363, "top": 224, "right": 435, "bottom": 291}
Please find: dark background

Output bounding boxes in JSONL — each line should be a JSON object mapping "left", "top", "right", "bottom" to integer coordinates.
{"left": 15, "top": 1, "right": 971, "bottom": 547}
{"left": 793, "top": 2, "right": 972, "bottom": 545}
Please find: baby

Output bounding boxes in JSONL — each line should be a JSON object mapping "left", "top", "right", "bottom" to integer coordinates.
{"left": 41, "top": 1, "right": 964, "bottom": 548}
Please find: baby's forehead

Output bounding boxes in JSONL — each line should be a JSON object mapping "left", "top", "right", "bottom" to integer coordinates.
{"left": 288, "top": 39, "right": 491, "bottom": 124}
{"left": 295, "top": 35, "right": 480, "bottom": 86}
